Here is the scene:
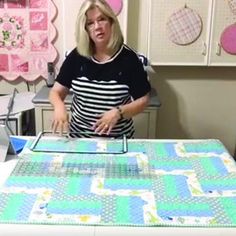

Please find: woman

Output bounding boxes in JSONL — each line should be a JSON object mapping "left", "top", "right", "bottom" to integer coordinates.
{"left": 49, "top": 0, "right": 151, "bottom": 138}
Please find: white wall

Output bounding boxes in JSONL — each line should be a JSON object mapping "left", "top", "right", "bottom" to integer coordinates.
{"left": 151, "top": 67, "right": 236, "bottom": 156}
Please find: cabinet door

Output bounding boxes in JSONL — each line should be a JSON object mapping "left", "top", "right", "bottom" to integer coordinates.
{"left": 208, "top": 0, "right": 236, "bottom": 66}
{"left": 148, "top": 0, "right": 212, "bottom": 65}
{"left": 41, "top": 108, "right": 55, "bottom": 132}
{"left": 35, "top": 105, "right": 71, "bottom": 134}
{"left": 133, "top": 108, "right": 158, "bottom": 139}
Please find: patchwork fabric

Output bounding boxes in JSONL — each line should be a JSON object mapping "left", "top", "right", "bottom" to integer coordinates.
{"left": 0, "top": 0, "right": 57, "bottom": 81}
{"left": 1, "top": 138, "right": 236, "bottom": 227}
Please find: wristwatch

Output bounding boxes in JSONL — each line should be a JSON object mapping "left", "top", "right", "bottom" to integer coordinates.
{"left": 116, "top": 106, "right": 123, "bottom": 119}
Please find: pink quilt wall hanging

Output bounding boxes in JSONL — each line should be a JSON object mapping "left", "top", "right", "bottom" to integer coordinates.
{"left": 0, "top": 0, "right": 57, "bottom": 81}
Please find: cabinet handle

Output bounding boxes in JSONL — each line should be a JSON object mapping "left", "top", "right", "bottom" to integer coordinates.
{"left": 202, "top": 41, "right": 207, "bottom": 56}
{"left": 216, "top": 43, "right": 221, "bottom": 56}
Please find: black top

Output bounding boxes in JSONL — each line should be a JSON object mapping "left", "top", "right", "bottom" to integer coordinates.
{"left": 56, "top": 44, "right": 151, "bottom": 138}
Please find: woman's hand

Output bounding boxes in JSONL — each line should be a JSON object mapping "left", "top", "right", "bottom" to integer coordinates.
{"left": 93, "top": 108, "right": 120, "bottom": 135}
{"left": 49, "top": 82, "right": 70, "bottom": 135}
{"left": 51, "top": 104, "right": 69, "bottom": 135}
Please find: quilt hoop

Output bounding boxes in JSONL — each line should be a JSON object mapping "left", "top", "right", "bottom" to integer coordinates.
{"left": 220, "top": 23, "right": 236, "bottom": 55}
{"left": 166, "top": 7, "right": 203, "bottom": 45}
{"left": 105, "top": 0, "right": 123, "bottom": 15}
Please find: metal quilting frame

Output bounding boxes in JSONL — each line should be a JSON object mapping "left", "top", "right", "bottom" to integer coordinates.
{"left": 30, "top": 131, "right": 128, "bottom": 154}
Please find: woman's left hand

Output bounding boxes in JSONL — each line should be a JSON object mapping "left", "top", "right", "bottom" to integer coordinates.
{"left": 93, "top": 108, "right": 120, "bottom": 135}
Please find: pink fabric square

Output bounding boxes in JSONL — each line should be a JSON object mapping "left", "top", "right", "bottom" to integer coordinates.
{"left": 30, "top": 33, "right": 48, "bottom": 51}
{"left": 11, "top": 54, "right": 29, "bottom": 72}
{"left": 29, "top": 0, "right": 48, "bottom": 9}
{"left": 30, "top": 11, "right": 48, "bottom": 30}
{"left": 7, "top": 0, "right": 26, "bottom": 8}
{"left": 32, "top": 55, "right": 48, "bottom": 71}
{"left": 0, "top": 54, "right": 9, "bottom": 72}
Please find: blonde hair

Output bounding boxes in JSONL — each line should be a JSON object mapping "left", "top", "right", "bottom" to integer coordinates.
{"left": 75, "top": 0, "right": 124, "bottom": 57}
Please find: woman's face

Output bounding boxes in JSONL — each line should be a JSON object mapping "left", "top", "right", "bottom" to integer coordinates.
{"left": 86, "top": 7, "right": 112, "bottom": 50}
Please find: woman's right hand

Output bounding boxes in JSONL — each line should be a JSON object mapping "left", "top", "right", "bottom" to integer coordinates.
{"left": 51, "top": 104, "right": 69, "bottom": 135}
{"left": 49, "top": 82, "right": 70, "bottom": 135}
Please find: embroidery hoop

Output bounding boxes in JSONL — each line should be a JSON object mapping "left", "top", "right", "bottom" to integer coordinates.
{"left": 220, "top": 23, "right": 236, "bottom": 55}
{"left": 220, "top": 0, "right": 236, "bottom": 54}
{"left": 105, "top": 0, "right": 123, "bottom": 15}
{"left": 166, "top": 6, "right": 203, "bottom": 45}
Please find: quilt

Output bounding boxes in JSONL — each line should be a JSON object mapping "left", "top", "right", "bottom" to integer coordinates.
{"left": 0, "top": 138, "right": 236, "bottom": 227}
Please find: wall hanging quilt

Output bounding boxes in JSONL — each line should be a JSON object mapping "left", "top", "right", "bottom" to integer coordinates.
{"left": 0, "top": 0, "right": 57, "bottom": 81}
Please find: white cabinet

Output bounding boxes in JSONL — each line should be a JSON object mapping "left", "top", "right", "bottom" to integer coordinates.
{"left": 33, "top": 87, "right": 160, "bottom": 139}
{"left": 132, "top": 107, "right": 158, "bottom": 138}
{"left": 148, "top": 0, "right": 236, "bottom": 66}
{"left": 148, "top": 0, "right": 212, "bottom": 66}
{"left": 34, "top": 104, "right": 70, "bottom": 134}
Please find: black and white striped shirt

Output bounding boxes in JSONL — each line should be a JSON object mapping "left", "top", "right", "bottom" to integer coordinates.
{"left": 56, "top": 45, "right": 151, "bottom": 138}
